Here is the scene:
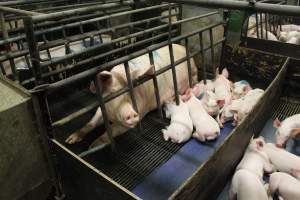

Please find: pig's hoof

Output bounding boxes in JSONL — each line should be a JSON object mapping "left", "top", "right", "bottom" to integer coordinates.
{"left": 65, "top": 133, "right": 82, "bottom": 144}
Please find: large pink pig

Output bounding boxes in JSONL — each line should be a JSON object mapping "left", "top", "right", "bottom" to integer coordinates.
{"left": 65, "top": 44, "right": 197, "bottom": 148}
{"left": 261, "top": 140, "right": 300, "bottom": 180}
{"left": 182, "top": 89, "right": 220, "bottom": 142}
{"left": 273, "top": 114, "right": 300, "bottom": 148}
{"left": 269, "top": 172, "right": 300, "bottom": 200}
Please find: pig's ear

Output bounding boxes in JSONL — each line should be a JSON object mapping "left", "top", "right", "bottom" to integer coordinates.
{"left": 243, "top": 85, "right": 252, "bottom": 93}
{"left": 256, "top": 139, "right": 264, "bottom": 150}
{"left": 132, "top": 65, "right": 155, "bottom": 80}
{"left": 217, "top": 99, "right": 225, "bottom": 107}
{"left": 89, "top": 81, "right": 96, "bottom": 94}
{"left": 96, "top": 71, "right": 113, "bottom": 92}
{"left": 291, "top": 128, "right": 300, "bottom": 138}
{"left": 215, "top": 67, "right": 220, "bottom": 77}
{"left": 222, "top": 68, "right": 229, "bottom": 78}
{"left": 273, "top": 118, "right": 281, "bottom": 128}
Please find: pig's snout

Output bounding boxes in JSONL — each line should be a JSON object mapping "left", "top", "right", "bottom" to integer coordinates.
{"left": 123, "top": 111, "right": 139, "bottom": 128}
{"left": 275, "top": 136, "right": 287, "bottom": 148}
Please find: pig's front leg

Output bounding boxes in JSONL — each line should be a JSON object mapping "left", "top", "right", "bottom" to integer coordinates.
{"left": 89, "top": 124, "right": 128, "bottom": 149}
{"left": 264, "top": 161, "right": 275, "bottom": 174}
{"left": 65, "top": 107, "right": 103, "bottom": 144}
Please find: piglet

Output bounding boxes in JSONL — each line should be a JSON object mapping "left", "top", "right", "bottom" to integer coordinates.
{"left": 183, "top": 89, "right": 220, "bottom": 142}
{"left": 269, "top": 172, "right": 300, "bottom": 200}
{"left": 218, "top": 98, "right": 243, "bottom": 126}
{"left": 262, "top": 141, "right": 300, "bottom": 180}
{"left": 231, "top": 88, "right": 264, "bottom": 126}
{"left": 232, "top": 80, "right": 252, "bottom": 100}
{"left": 229, "top": 169, "right": 270, "bottom": 200}
{"left": 192, "top": 79, "right": 215, "bottom": 97}
{"left": 280, "top": 24, "right": 300, "bottom": 32}
{"left": 162, "top": 98, "right": 193, "bottom": 143}
{"left": 214, "top": 68, "right": 232, "bottom": 108}
{"left": 236, "top": 136, "right": 274, "bottom": 179}
{"left": 273, "top": 114, "right": 300, "bottom": 148}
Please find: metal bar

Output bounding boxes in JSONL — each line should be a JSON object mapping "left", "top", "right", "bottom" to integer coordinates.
{"left": 185, "top": 37, "right": 193, "bottom": 87}
{"left": 24, "top": 17, "right": 42, "bottom": 85}
{"left": 199, "top": 32, "right": 206, "bottom": 83}
{"left": 124, "top": 61, "right": 143, "bottom": 134}
{"left": 32, "top": 0, "right": 136, "bottom": 22}
{"left": 255, "top": 13, "right": 259, "bottom": 38}
{"left": 209, "top": 28, "right": 215, "bottom": 78}
{"left": 38, "top": 11, "right": 218, "bottom": 69}
{"left": 94, "top": 79, "right": 116, "bottom": 152}
{"left": 22, "top": 30, "right": 176, "bottom": 86}
{"left": 149, "top": 51, "right": 163, "bottom": 120}
{"left": 49, "top": 38, "right": 225, "bottom": 128}
{"left": 260, "top": 13, "right": 263, "bottom": 39}
{"left": 42, "top": 21, "right": 224, "bottom": 94}
{"left": 164, "top": 0, "right": 300, "bottom": 17}
{"left": 168, "top": 3, "right": 179, "bottom": 105}
{"left": 0, "top": 11, "right": 8, "bottom": 39}
{"left": 265, "top": 13, "right": 268, "bottom": 39}
{"left": 0, "top": 6, "right": 41, "bottom": 16}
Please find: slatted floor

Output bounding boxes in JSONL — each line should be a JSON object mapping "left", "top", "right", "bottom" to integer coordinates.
{"left": 83, "top": 112, "right": 185, "bottom": 190}
{"left": 271, "top": 97, "right": 300, "bottom": 121}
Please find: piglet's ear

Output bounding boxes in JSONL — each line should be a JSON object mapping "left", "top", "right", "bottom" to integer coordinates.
{"left": 273, "top": 118, "right": 281, "bottom": 128}
{"left": 291, "top": 128, "right": 300, "bottom": 138}
{"left": 96, "top": 71, "right": 113, "bottom": 92}
{"left": 243, "top": 85, "right": 252, "bottom": 93}
{"left": 256, "top": 139, "right": 264, "bottom": 150}
{"left": 132, "top": 65, "right": 155, "bottom": 80}
{"left": 222, "top": 68, "right": 229, "bottom": 78}
{"left": 215, "top": 67, "right": 220, "bottom": 77}
{"left": 89, "top": 82, "right": 96, "bottom": 94}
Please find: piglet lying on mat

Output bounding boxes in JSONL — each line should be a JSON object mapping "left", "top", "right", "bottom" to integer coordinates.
{"left": 162, "top": 98, "right": 193, "bottom": 144}
{"left": 182, "top": 89, "right": 220, "bottom": 142}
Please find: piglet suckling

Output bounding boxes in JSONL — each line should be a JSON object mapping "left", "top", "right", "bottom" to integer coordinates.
{"left": 217, "top": 98, "right": 243, "bottom": 127}
{"left": 229, "top": 169, "right": 270, "bottom": 200}
{"left": 214, "top": 68, "right": 232, "bottom": 108}
{"left": 183, "top": 89, "right": 220, "bottom": 142}
{"left": 268, "top": 172, "right": 300, "bottom": 200}
{"left": 162, "top": 98, "right": 193, "bottom": 143}
{"left": 273, "top": 114, "right": 300, "bottom": 148}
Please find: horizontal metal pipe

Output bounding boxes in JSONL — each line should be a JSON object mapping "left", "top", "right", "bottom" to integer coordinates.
{"left": 23, "top": 29, "right": 178, "bottom": 86}
{"left": 42, "top": 21, "right": 224, "bottom": 94}
{"left": 165, "top": 0, "right": 300, "bottom": 16}
{"left": 39, "top": 11, "right": 219, "bottom": 68}
{"left": 33, "top": 4, "right": 172, "bottom": 38}
{"left": 32, "top": 0, "right": 136, "bottom": 22}
{"left": 0, "top": 6, "right": 42, "bottom": 16}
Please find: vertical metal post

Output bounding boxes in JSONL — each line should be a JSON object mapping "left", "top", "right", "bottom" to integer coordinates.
{"left": 259, "top": 13, "right": 263, "bottom": 39}
{"left": 148, "top": 51, "right": 163, "bottom": 119}
{"left": 94, "top": 78, "right": 116, "bottom": 152}
{"left": 199, "top": 32, "right": 206, "bottom": 83}
{"left": 209, "top": 28, "right": 215, "bottom": 78}
{"left": 184, "top": 37, "right": 193, "bottom": 87}
{"left": 31, "top": 89, "right": 65, "bottom": 200}
{"left": 124, "top": 61, "right": 143, "bottom": 134}
{"left": 255, "top": 13, "right": 259, "bottom": 38}
{"left": 24, "top": 17, "right": 42, "bottom": 85}
{"left": 0, "top": 11, "right": 8, "bottom": 39}
{"left": 264, "top": 13, "right": 268, "bottom": 40}
{"left": 177, "top": 5, "right": 183, "bottom": 35}
{"left": 168, "top": 3, "right": 180, "bottom": 105}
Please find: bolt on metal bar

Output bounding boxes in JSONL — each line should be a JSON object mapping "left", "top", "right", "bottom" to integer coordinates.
{"left": 168, "top": 3, "right": 180, "bottom": 105}
{"left": 42, "top": 21, "right": 224, "bottom": 94}
{"left": 184, "top": 37, "right": 193, "bottom": 87}
{"left": 94, "top": 78, "right": 116, "bottom": 152}
{"left": 124, "top": 61, "right": 143, "bottom": 134}
{"left": 148, "top": 51, "right": 163, "bottom": 120}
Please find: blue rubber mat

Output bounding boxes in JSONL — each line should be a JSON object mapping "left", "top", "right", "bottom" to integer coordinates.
{"left": 132, "top": 123, "right": 234, "bottom": 200}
